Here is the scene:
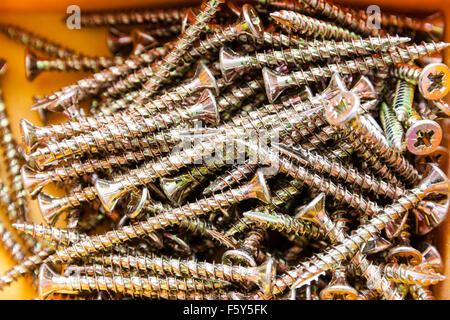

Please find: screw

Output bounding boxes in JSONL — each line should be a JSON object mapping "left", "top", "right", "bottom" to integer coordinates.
{"left": 380, "top": 263, "right": 445, "bottom": 286}
{"left": 24, "top": 49, "right": 126, "bottom": 81}
{"left": 32, "top": 170, "right": 270, "bottom": 265}
{"left": 220, "top": 36, "right": 409, "bottom": 82}
{"left": 178, "top": 217, "right": 239, "bottom": 249}
{"left": 403, "top": 110, "right": 442, "bottom": 156}
{"left": 262, "top": 42, "right": 449, "bottom": 103}
{"left": 270, "top": 10, "right": 360, "bottom": 40}
{"left": 379, "top": 101, "right": 405, "bottom": 152}
{"left": 78, "top": 7, "right": 188, "bottom": 27}
{"left": 111, "top": 62, "right": 219, "bottom": 112}
{"left": 390, "top": 62, "right": 450, "bottom": 101}
{"left": 319, "top": 266, "right": 358, "bottom": 300}
{"left": 222, "top": 225, "right": 266, "bottom": 267}
{"left": 250, "top": 163, "right": 448, "bottom": 298}
{"left": 38, "top": 263, "right": 230, "bottom": 300}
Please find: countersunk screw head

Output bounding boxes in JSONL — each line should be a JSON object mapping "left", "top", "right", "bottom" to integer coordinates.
{"left": 21, "top": 164, "right": 50, "bottom": 198}
{"left": 239, "top": 4, "right": 264, "bottom": 39}
{"left": 405, "top": 119, "right": 442, "bottom": 155}
{"left": 319, "top": 267, "right": 358, "bottom": 300}
{"left": 24, "top": 48, "right": 41, "bottom": 81}
{"left": 37, "top": 192, "right": 70, "bottom": 226}
{"left": 324, "top": 90, "right": 361, "bottom": 126}
{"left": 20, "top": 118, "right": 40, "bottom": 154}
{"left": 126, "top": 187, "right": 150, "bottom": 219}
{"left": 418, "top": 63, "right": 450, "bottom": 100}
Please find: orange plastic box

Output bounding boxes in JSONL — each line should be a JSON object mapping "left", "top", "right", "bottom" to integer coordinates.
{"left": 0, "top": 0, "right": 449, "bottom": 300}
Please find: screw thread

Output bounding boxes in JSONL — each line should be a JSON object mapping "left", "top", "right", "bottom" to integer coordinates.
{"left": 271, "top": 10, "right": 359, "bottom": 40}
{"left": 346, "top": 115, "right": 421, "bottom": 185}
{"left": 245, "top": 211, "right": 323, "bottom": 239}
{"left": 297, "top": 0, "right": 380, "bottom": 36}
{"left": 79, "top": 7, "right": 188, "bottom": 27}
{"left": 379, "top": 101, "right": 405, "bottom": 152}
{"left": 95, "top": 252, "right": 258, "bottom": 284}
{"left": 390, "top": 63, "right": 422, "bottom": 85}
{"left": 391, "top": 80, "right": 415, "bottom": 122}
{"left": 248, "top": 36, "right": 406, "bottom": 70}
{"left": 39, "top": 55, "right": 126, "bottom": 73}
{"left": 383, "top": 263, "right": 445, "bottom": 286}
{"left": 62, "top": 272, "right": 228, "bottom": 298}
{"left": 0, "top": 23, "right": 77, "bottom": 58}
{"left": 49, "top": 184, "right": 258, "bottom": 264}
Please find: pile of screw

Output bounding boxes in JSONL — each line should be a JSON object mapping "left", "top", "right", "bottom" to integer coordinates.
{"left": 0, "top": 0, "right": 449, "bottom": 300}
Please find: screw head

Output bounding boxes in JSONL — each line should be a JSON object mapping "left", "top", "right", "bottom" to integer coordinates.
{"left": 324, "top": 91, "right": 361, "bottom": 126}
{"left": 405, "top": 119, "right": 442, "bottom": 155}
{"left": 418, "top": 63, "right": 450, "bottom": 100}
{"left": 24, "top": 49, "right": 41, "bottom": 82}
{"left": 0, "top": 58, "right": 7, "bottom": 75}
{"left": 240, "top": 4, "right": 263, "bottom": 38}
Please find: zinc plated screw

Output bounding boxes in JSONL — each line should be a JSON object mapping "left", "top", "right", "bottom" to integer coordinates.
{"left": 91, "top": 252, "right": 276, "bottom": 291}
{"left": 222, "top": 225, "right": 266, "bottom": 267}
{"left": 78, "top": 7, "right": 189, "bottom": 27}
{"left": 0, "top": 23, "right": 78, "bottom": 59}
{"left": 141, "top": 0, "right": 224, "bottom": 96}
{"left": 324, "top": 91, "right": 422, "bottom": 185}
{"left": 160, "top": 164, "right": 222, "bottom": 205}
{"left": 262, "top": 42, "right": 449, "bottom": 103}
{"left": 390, "top": 62, "right": 450, "bottom": 101}
{"left": 178, "top": 217, "right": 239, "bottom": 249}
{"left": 390, "top": 78, "right": 415, "bottom": 123}
{"left": 242, "top": 210, "right": 323, "bottom": 241}
{"left": 377, "top": 263, "right": 446, "bottom": 286}
{"left": 38, "top": 263, "right": 231, "bottom": 300}
{"left": 379, "top": 101, "right": 405, "bottom": 152}
{"left": 24, "top": 49, "right": 126, "bottom": 81}
{"left": 250, "top": 164, "right": 449, "bottom": 299}
{"left": 220, "top": 36, "right": 409, "bottom": 82}
{"left": 270, "top": 10, "right": 360, "bottom": 41}
{"left": 295, "top": 0, "right": 382, "bottom": 36}
{"left": 101, "top": 3, "right": 264, "bottom": 101}
{"left": 30, "top": 43, "right": 174, "bottom": 113}
{"left": 35, "top": 170, "right": 271, "bottom": 266}
{"left": 239, "top": 137, "right": 382, "bottom": 216}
